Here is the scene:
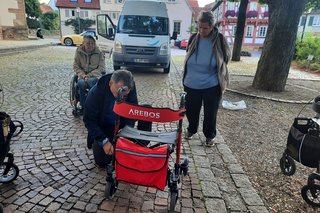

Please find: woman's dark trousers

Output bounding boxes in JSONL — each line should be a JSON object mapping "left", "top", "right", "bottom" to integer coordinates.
{"left": 184, "top": 85, "right": 221, "bottom": 139}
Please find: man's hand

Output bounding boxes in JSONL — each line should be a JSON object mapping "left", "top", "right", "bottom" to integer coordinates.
{"left": 103, "top": 141, "right": 114, "bottom": 155}
{"left": 84, "top": 75, "right": 89, "bottom": 80}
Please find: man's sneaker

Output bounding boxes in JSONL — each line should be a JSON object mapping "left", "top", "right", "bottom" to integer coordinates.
{"left": 205, "top": 138, "right": 215, "bottom": 146}
{"left": 185, "top": 131, "right": 194, "bottom": 140}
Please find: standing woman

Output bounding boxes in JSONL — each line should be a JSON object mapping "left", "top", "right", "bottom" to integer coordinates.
{"left": 183, "top": 11, "right": 231, "bottom": 146}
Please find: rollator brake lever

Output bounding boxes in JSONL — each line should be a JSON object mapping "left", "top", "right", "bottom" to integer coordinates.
{"left": 117, "top": 86, "right": 129, "bottom": 101}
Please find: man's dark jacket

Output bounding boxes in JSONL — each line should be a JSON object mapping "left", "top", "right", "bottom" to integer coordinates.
{"left": 83, "top": 74, "right": 137, "bottom": 148}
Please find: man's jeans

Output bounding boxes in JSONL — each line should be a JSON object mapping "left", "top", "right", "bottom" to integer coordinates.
{"left": 78, "top": 77, "right": 98, "bottom": 109}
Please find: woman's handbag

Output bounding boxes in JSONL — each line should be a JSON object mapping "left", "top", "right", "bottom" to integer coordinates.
{"left": 115, "top": 137, "right": 169, "bottom": 190}
{"left": 286, "top": 117, "right": 320, "bottom": 168}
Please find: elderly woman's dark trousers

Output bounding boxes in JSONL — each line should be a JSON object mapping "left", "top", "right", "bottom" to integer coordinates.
{"left": 184, "top": 85, "right": 221, "bottom": 139}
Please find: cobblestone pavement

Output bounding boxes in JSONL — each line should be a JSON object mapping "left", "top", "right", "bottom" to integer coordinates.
{"left": 0, "top": 45, "right": 268, "bottom": 212}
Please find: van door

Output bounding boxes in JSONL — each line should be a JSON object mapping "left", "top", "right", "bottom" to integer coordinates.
{"left": 96, "top": 14, "right": 116, "bottom": 54}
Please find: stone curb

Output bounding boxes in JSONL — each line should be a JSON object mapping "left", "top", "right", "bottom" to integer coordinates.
{"left": 228, "top": 74, "right": 318, "bottom": 104}
{"left": 226, "top": 88, "right": 313, "bottom": 104}
{"left": 0, "top": 43, "right": 59, "bottom": 57}
{"left": 231, "top": 73, "right": 320, "bottom": 82}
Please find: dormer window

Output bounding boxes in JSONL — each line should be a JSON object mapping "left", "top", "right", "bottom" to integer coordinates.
{"left": 84, "top": 0, "right": 92, "bottom": 2}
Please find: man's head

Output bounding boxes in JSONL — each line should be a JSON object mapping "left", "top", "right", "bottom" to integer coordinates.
{"left": 82, "top": 35, "right": 96, "bottom": 53}
{"left": 109, "top": 69, "right": 134, "bottom": 98}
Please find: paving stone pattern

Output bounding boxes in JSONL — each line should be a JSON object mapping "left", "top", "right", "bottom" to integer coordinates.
{"left": 0, "top": 46, "right": 268, "bottom": 212}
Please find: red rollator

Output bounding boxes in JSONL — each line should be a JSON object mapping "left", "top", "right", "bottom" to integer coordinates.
{"left": 105, "top": 86, "right": 189, "bottom": 211}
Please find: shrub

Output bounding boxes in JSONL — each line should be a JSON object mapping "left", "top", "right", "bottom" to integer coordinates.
{"left": 295, "top": 36, "right": 320, "bottom": 64}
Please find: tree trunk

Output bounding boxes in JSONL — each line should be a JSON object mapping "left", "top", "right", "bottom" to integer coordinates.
{"left": 231, "top": 0, "right": 249, "bottom": 61}
{"left": 252, "top": 0, "right": 308, "bottom": 92}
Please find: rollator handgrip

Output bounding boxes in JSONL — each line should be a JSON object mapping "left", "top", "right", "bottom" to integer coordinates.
{"left": 117, "top": 86, "right": 129, "bottom": 102}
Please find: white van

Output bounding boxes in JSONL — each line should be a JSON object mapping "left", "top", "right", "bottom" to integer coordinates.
{"left": 96, "top": 0, "right": 177, "bottom": 73}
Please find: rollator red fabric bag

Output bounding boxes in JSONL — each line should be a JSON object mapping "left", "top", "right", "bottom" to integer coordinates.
{"left": 115, "top": 137, "right": 169, "bottom": 190}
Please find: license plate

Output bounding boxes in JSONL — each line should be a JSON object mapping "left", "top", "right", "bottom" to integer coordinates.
{"left": 134, "top": 58, "right": 149, "bottom": 63}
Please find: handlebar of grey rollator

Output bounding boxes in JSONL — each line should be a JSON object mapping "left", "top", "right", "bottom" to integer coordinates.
{"left": 180, "top": 92, "right": 186, "bottom": 109}
{"left": 117, "top": 86, "right": 129, "bottom": 101}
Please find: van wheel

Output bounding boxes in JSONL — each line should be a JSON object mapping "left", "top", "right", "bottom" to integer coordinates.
{"left": 164, "top": 63, "right": 170, "bottom": 74}
{"left": 113, "top": 65, "right": 120, "bottom": 71}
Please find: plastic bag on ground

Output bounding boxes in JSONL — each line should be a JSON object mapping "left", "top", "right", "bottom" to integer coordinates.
{"left": 222, "top": 100, "right": 247, "bottom": 110}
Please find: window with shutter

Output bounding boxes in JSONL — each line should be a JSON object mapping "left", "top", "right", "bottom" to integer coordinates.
{"left": 313, "top": 16, "right": 320, "bottom": 26}
{"left": 308, "top": 16, "right": 314, "bottom": 26}
{"left": 173, "top": 21, "right": 181, "bottom": 35}
{"left": 300, "top": 16, "right": 306, "bottom": 26}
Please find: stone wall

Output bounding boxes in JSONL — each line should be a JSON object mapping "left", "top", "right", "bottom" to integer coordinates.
{"left": 0, "top": 26, "right": 29, "bottom": 40}
{"left": 0, "top": 0, "right": 29, "bottom": 40}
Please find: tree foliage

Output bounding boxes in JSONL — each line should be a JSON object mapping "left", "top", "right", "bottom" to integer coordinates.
{"left": 26, "top": 18, "right": 41, "bottom": 29}
{"left": 295, "top": 36, "right": 320, "bottom": 64}
{"left": 40, "top": 12, "right": 59, "bottom": 30}
{"left": 65, "top": 18, "right": 96, "bottom": 34}
{"left": 25, "top": 0, "right": 41, "bottom": 19}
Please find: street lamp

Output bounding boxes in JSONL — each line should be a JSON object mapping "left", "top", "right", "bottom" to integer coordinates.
{"left": 300, "top": 8, "right": 312, "bottom": 42}
{"left": 76, "top": 7, "right": 81, "bottom": 34}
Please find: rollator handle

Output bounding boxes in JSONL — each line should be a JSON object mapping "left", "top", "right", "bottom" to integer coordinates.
{"left": 117, "top": 86, "right": 129, "bottom": 102}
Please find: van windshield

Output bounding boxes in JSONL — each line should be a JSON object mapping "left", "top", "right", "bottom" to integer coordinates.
{"left": 117, "top": 15, "right": 169, "bottom": 35}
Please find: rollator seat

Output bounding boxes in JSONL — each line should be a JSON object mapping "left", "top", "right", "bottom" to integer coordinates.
{"left": 117, "top": 126, "right": 177, "bottom": 144}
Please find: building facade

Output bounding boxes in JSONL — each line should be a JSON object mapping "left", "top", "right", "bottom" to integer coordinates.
{"left": 0, "top": 0, "right": 28, "bottom": 40}
{"left": 297, "top": 10, "right": 320, "bottom": 41}
{"left": 166, "top": 0, "right": 193, "bottom": 41}
{"left": 56, "top": 0, "right": 194, "bottom": 40}
{"left": 99, "top": 0, "right": 123, "bottom": 24}
{"left": 208, "top": 0, "right": 268, "bottom": 47}
{"left": 56, "top": 0, "right": 101, "bottom": 36}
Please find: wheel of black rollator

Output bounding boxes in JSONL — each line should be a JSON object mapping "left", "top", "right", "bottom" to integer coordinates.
{"left": 72, "top": 109, "right": 78, "bottom": 117}
{"left": 169, "top": 190, "right": 178, "bottom": 212}
{"left": 12, "top": 120, "right": 23, "bottom": 137}
{"left": 279, "top": 155, "right": 296, "bottom": 176}
{"left": 105, "top": 181, "right": 117, "bottom": 199}
{"left": 0, "top": 162, "right": 19, "bottom": 183}
{"left": 301, "top": 184, "right": 320, "bottom": 207}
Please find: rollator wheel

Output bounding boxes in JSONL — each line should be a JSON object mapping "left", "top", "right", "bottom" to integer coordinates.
{"left": 169, "top": 190, "right": 178, "bottom": 212}
{"left": 12, "top": 120, "right": 23, "bottom": 137}
{"left": 72, "top": 109, "right": 78, "bottom": 117}
{"left": 301, "top": 184, "right": 320, "bottom": 207}
{"left": 0, "top": 162, "right": 19, "bottom": 183}
{"left": 180, "top": 158, "right": 189, "bottom": 176}
{"left": 279, "top": 155, "right": 296, "bottom": 176}
{"left": 105, "top": 180, "right": 117, "bottom": 199}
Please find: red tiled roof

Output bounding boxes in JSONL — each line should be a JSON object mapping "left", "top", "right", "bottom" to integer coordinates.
{"left": 188, "top": 0, "right": 199, "bottom": 8}
{"left": 203, "top": 2, "right": 215, "bottom": 11}
{"left": 40, "top": 4, "right": 53, "bottom": 13}
{"left": 188, "top": 0, "right": 202, "bottom": 18}
{"left": 56, "top": 0, "right": 100, "bottom": 9}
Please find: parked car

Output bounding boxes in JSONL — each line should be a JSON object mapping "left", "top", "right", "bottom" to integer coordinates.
{"left": 174, "top": 38, "right": 188, "bottom": 49}
{"left": 174, "top": 39, "right": 181, "bottom": 47}
{"left": 179, "top": 39, "right": 188, "bottom": 49}
{"left": 60, "top": 31, "right": 97, "bottom": 46}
